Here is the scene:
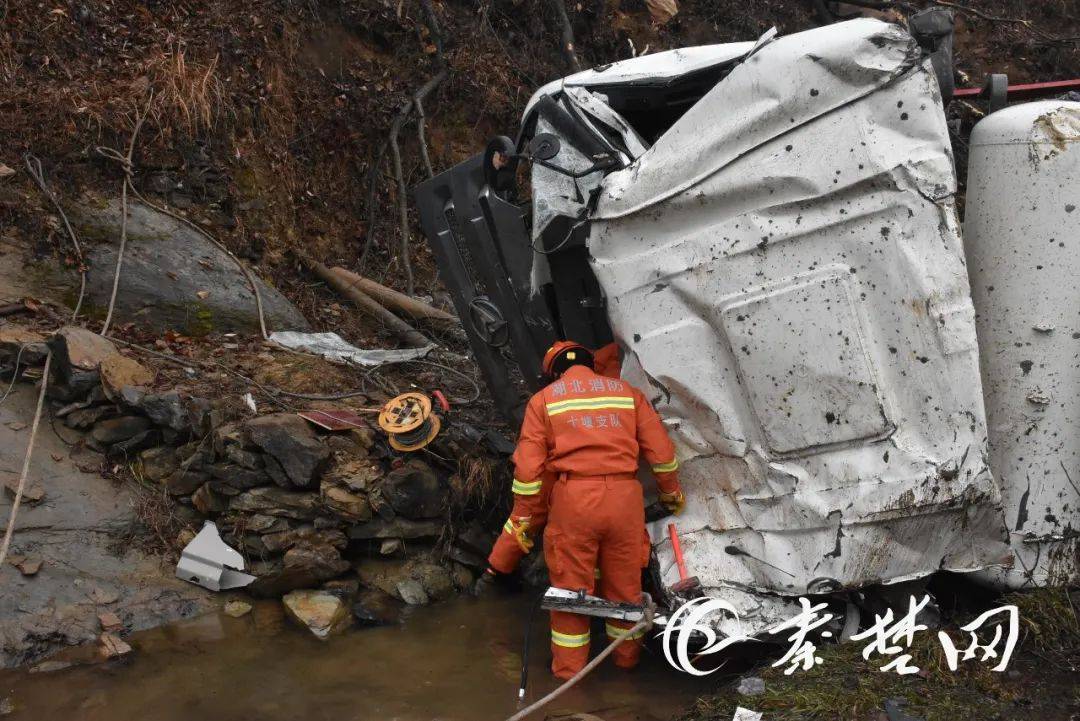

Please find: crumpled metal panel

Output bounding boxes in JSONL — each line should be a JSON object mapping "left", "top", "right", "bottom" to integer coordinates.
{"left": 586, "top": 19, "right": 1011, "bottom": 604}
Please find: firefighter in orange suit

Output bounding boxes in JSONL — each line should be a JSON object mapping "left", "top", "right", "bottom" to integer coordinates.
{"left": 480, "top": 342, "right": 624, "bottom": 579}
{"left": 481, "top": 340, "right": 685, "bottom": 680}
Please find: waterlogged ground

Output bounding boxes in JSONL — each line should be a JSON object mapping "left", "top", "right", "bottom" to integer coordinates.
{"left": 0, "top": 595, "right": 716, "bottom": 721}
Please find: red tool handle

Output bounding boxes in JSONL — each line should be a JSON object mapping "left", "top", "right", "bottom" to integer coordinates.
{"left": 668, "top": 523, "right": 689, "bottom": 581}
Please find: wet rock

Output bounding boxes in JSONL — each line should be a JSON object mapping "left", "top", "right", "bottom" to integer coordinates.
{"left": 395, "top": 579, "right": 429, "bottom": 606}
{"left": 46, "top": 327, "right": 117, "bottom": 401}
{"left": 97, "top": 632, "right": 132, "bottom": 659}
{"left": 3, "top": 482, "right": 44, "bottom": 504}
{"left": 246, "top": 561, "right": 321, "bottom": 598}
{"left": 133, "top": 391, "right": 187, "bottom": 432}
{"left": 13, "top": 557, "right": 42, "bottom": 576}
{"left": 99, "top": 353, "right": 154, "bottom": 399}
{"left": 367, "top": 487, "right": 395, "bottom": 520}
{"left": 454, "top": 525, "right": 497, "bottom": 558}
{"left": 69, "top": 198, "right": 309, "bottom": 335}
{"left": 87, "top": 586, "right": 121, "bottom": 604}
{"left": 108, "top": 429, "right": 162, "bottom": 457}
{"left": 450, "top": 563, "right": 474, "bottom": 591}
{"left": 234, "top": 513, "right": 290, "bottom": 534}
{"left": 736, "top": 676, "right": 765, "bottom": 696}
{"left": 229, "top": 486, "right": 322, "bottom": 520}
{"left": 380, "top": 538, "right": 403, "bottom": 555}
{"left": 263, "top": 526, "right": 347, "bottom": 555}
{"left": 283, "top": 541, "right": 350, "bottom": 581}
{"left": 320, "top": 482, "right": 373, "bottom": 523}
{"left": 0, "top": 327, "right": 48, "bottom": 365}
{"left": 223, "top": 600, "right": 252, "bottom": 618}
{"left": 325, "top": 458, "right": 381, "bottom": 493}
{"left": 351, "top": 589, "right": 404, "bottom": 627}
{"left": 164, "top": 469, "right": 209, "bottom": 496}
{"left": 381, "top": 459, "right": 445, "bottom": 519}
{"left": 176, "top": 439, "right": 214, "bottom": 469}
{"left": 137, "top": 447, "right": 179, "bottom": 482}
{"left": 326, "top": 435, "right": 370, "bottom": 459}
{"left": 205, "top": 480, "right": 243, "bottom": 498}
{"left": 244, "top": 414, "right": 330, "bottom": 489}
{"left": 349, "top": 426, "right": 377, "bottom": 452}
{"left": 49, "top": 326, "right": 117, "bottom": 373}
{"left": 347, "top": 518, "right": 443, "bottom": 540}
{"left": 212, "top": 422, "right": 249, "bottom": 455}
{"left": 191, "top": 483, "right": 229, "bottom": 515}
{"left": 282, "top": 590, "right": 352, "bottom": 640}
{"left": 322, "top": 579, "right": 360, "bottom": 599}
{"left": 207, "top": 463, "right": 270, "bottom": 491}
{"left": 28, "top": 660, "right": 75, "bottom": 674}
{"left": 97, "top": 611, "right": 124, "bottom": 634}
{"left": 64, "top": 405, "right": 113, "bottom": 430}
{"left": 262, "top": 456, "right": 292, "bottom": 488}
{"left": 224, "top": 446, "right": 263, "bottom": 470}
{"left": 90, "top": 416, "right": 152, "bottom": 446}
{"left": 412, "top": 562, "right": 455, "bottom": 602}
{"left": 184, "top": 397, "right": 213, "bottom": 436}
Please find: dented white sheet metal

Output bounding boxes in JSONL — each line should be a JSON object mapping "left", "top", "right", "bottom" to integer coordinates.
{"left": 586, "top": 19, "right": 1011, "bottom": 605}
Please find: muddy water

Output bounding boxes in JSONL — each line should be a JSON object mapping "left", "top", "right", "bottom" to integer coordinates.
{"left": 0, "top": 595, "right": 717, "bottom": 720}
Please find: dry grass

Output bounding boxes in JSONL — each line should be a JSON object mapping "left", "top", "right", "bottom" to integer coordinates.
{"left": 680, "top": 587, "right": 1080, "bottom": 721}
{"left": 145, "top": 46, "right": 225, "bottom": 138}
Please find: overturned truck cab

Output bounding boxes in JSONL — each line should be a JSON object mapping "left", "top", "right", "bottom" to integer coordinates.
{"left": 416, "top": 18, "right": 1079, "bottom": 633}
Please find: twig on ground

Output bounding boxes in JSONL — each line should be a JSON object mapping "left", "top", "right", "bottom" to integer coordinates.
{"left": 97, "top": 92, "right": 153, "bottom": 336}
{"left": 23, "top": 155, "right": 87, "bottom": 321}
{"left": 358, "top": 142, "right": 389, "bottom": 269}
{"left": 415, "top": 95, "right": 434, "bottom": 179}
{"left": 548, "top": 0, "right": 581, "bottom": 72}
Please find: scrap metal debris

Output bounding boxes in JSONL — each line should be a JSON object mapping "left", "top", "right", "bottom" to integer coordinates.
{"left": 176, "top": 521, "right": 256, "bottom": 592}
{"left": 268, "top": 331, "right": 433, "bottom": 368}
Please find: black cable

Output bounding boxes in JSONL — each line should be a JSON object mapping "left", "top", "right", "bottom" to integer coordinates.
{"left": 517, "top": 590, "right": 547, "bottom": 702}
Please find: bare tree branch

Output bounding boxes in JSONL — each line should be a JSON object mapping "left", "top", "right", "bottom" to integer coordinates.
{"left": 549, "top": 0, "right": 581, "bottom": 72}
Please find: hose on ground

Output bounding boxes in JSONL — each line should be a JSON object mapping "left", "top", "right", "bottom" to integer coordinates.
{"left": 505, "top": 593, "right": 656, "bottom": 721}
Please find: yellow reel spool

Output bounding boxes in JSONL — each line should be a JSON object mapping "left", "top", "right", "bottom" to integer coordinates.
{"left": 378, "top": 392, "right": 441, "bottom": 452}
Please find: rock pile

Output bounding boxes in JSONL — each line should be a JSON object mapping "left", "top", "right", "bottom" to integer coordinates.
{"left": 2, "top": 326, "right": 504, "bottom": 638}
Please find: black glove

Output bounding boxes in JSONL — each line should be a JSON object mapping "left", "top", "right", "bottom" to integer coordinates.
{"left": 473, "top": 568, "right": 498, "bottom": 597}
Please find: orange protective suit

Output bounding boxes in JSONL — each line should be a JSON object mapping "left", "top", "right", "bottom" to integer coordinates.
{"left": 508, "top": 362, "right": 681, "bottom": 680}
{"left": 486, "top": 343, "right": 623, "bottom": 575}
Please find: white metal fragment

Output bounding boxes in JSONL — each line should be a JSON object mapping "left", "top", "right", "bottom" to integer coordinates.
{"left": 268, "top": 331, "right": 434, "bottom": 367}
{"left": 176, "top": 521, "right": 256, "bottom": 592}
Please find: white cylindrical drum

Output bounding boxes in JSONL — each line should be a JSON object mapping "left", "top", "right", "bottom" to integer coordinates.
{"left": 964, "top": 100, "right": 1079, "bottom": 588}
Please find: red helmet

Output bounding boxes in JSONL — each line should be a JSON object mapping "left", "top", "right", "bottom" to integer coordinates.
{"left": 542, "top": 340, "right": 592, "bottom": 378}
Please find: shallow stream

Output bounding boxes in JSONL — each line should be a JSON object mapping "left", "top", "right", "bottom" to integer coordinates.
{"left": 0, "top": 595, "right": 717, "bottom": 720}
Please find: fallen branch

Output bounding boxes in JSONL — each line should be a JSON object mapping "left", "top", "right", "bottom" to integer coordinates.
{"left": 0, "top": 351, "right": 51, "bottom": 567}
{"left": 299, "top": 254, "right": 432, "bottom": 348}
{"left": 0, "top": 303, "right": 30, "bottom": 317}
{"left": 330, "top": 266, "right": 458, "bottom": 323}
{"left": 97, "top": 92, "right": 153, "bottom": 337}
{"left": 358, "top": 141, "right": 389, "bottom": 270}
{"left": 23, "top": 155, "right": 87, "bottom": 321}
{"left": 549, "top": 0, "right": 581, "bottom": 72}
